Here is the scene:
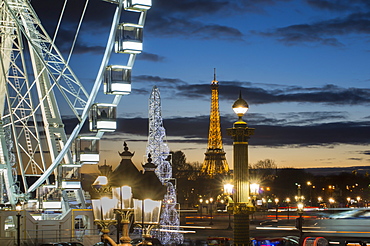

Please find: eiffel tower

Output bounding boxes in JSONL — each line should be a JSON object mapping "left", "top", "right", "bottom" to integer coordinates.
{"left": 201, "top": 69, "right": 229, "bottom": 178}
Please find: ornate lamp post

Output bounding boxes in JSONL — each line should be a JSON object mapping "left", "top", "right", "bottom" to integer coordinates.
{"left": 227, "top": 92, "right": 255, "bottom": 246}
{"left": 16, "top": 200, "right": 22, "bottom": 246}
{"left": 249, "top": 183, "right": 259, "bottom": 203}
{"left": 274, "top": 198, "right": 279, "bottom": 221}
{"left": 329, "top": 198, "right": 335, "bottom": 208}
{"left": 133, "top": 198, "right": 162, "bottom": 240}
{"left": 91, "top": 144, "right": 165, "bottom": 246}
{"left": 209, "top": 198, "right": 214, "bottom": 225}
{"left": 317, "top": 196, "right": 323, "bottom": 207}
{"left": 296, "top": 202, "right": 304, "bottom": 246}
{"left": 133, "top": 154, "right": 166, "bottom": 245}
{"left": 357, "top": 196, "right": 361, "bottom": 207}
{"left": 286, "top": 198, "right": 291, "bottom": 220}
{"left": 199, "top": 198, "right": 203, "bottom": 220}
{"left": 307, "top": 181, "right": 312, "bottom": 206}
{"left": 91, "top": 176, "right": 117, "bottom": 246}
{"left": 108, "top": 142, "right": 142, "bottom": 246}
{"left": 113, "top": 186, "right": 134, "bottom": 246}
{"left": 224, "top": 183, "right": 234, "bottom": 230}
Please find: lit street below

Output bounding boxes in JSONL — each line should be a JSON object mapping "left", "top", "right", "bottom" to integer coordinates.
{"left": 181, "top": 210, "right": 370, "bottom": 245}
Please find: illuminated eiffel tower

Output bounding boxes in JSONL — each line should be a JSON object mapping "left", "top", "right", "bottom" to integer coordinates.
{"left": 201, "top": 69, "right": 229, "bottom": 178}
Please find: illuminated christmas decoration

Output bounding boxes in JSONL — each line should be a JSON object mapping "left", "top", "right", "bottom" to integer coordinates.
{"left": 146, "top": 86, "right": 183, "bottom": 245}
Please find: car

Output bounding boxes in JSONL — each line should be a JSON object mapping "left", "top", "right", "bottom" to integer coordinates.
{"left": 67, "top": 243, "right": 84, "bottom": 246}
{"left": 39, "top": 244, "right": 64, "bottom": 246}
{"left": 251, "top": 236, "right": 300, "bottom": 246}
{"left": 194, "top": 240, "right": 207, "bottom": 246}
{"left": 312, "top": 209, "right": 370, "bottom": 238}
{"left": 93, "top": 242, "right": 112, "bottom": 246}
{"left": 182, "top": 239, "right": 194, "bottom": 246}
{"left": 207, "top": 237, "right": 232, "bottom": 246}
{"left": 40, "top": 243, "right": 84, "bottom": 246}
{"left": 131, "top": 238, "right": 142, "bottom": 246}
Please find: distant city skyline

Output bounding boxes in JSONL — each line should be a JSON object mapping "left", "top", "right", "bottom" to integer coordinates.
{"left": 30, "top": 0, "right": 370, "bottom": 172}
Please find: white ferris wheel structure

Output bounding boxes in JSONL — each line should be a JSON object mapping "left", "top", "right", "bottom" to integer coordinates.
{"left": 0, "top": 0, "right": 151, "bottom": 208}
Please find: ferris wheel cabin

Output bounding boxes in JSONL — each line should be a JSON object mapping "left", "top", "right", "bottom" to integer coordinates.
{"left": 89, "top": 103, "right": 117, "bottom": 132}
{"left": 102, "top": 0, "right": 151, "bottom": 11}
{"left": 115, "top": 23, "right": 143, "bottom": 54}
{"left": 104, "top": 65, "right": 131, "bottom": 95}
{"left": 125, "top": 0, "right": 152, "bottom": 11}
{"left": 73, "top": 136, "right": 100, "bottom": 164}
{"left": 60, "top": 164, "right": 82, "bottom": 189}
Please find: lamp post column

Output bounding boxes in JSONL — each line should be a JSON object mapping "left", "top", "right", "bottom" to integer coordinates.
{"left": 296, "top": 203, "right": 304, "bottom": 246}
{"left": 16, "top": 200, "right": 22, "bottom": 246}
{"left": 209, "top": 198, "right": 214, "bottom": 225}
{"left": 227, "top": 92, "right": 255, "bottom": 246}
{"left": 115, "top": 209, "right": 134, "bottom": 246}
{"left": 17, "top": 212, "right": 21, "bottom": 246}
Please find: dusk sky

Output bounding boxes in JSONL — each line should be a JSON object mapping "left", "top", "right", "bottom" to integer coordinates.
{"left": 32, "top": 0, "right": 370, "bottom": 171}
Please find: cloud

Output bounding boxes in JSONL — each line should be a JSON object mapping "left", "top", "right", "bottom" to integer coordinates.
{"left": 31, "top": 0, "right": 247, "bottom": 43}
{"left": 65, "top": 114, "right": 370, "bottom": 148}
{"left": 247, "top": 111, "right": 348, "bottom": 126}
{"left": 134, "top": 75, "right": 186, "bottom": 85}
{"left": 257, "top": 11, "right": 370, "bottom": 46}
{"left": 132, "top": 75, "right": 187, "bottom": 93}
{"left": 152, "top": 0, "right": 293, "bottom": 17}
{"left": 31, "top": 0, "right": 308, "bottom": 46}
{"left": 358, "top": 150, "right": 370, "bottom": 155}
{"left": 248, "top": 121, "right": 370, "bottom": 147}
{"left": 147, "top": 16, "right": 244, "bottom": 41}
{"left": 175, "top": 82, "right": 370, "bottom": 105}
{"left": 146, "top": 0, "right": 293, "bottom": 41}
{"left": 137, "top": 52, "right": 166, "bottom": 62}
{"left": 306, "top": 0, "right": 370, "bottom": 12}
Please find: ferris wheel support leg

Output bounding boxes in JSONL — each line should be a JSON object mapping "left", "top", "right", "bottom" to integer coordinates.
{"left": 0, "top": 125, "right": 17, "bottom": 204}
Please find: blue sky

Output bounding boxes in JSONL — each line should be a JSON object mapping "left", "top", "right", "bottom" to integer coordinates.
{"left": 32, "top": 0, "right": 370, "bottom": 170}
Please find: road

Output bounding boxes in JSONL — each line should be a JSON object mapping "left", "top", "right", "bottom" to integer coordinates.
{"left": 182, "top": 211, "right": 299, "bottom": 240}
{"left": 181, "top": 210, "right": 370, "bottom": 245}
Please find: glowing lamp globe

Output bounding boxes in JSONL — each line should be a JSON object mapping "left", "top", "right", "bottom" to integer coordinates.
{"left": 16, "top": 200, "right": 22, "bottom": 212}
{"left": 232, "top": 92, "right": 249, "bottom": 125}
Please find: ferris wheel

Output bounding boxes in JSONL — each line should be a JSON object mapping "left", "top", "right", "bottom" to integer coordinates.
{"left": 0, "top": 0, "right": 151, "bottom": 206}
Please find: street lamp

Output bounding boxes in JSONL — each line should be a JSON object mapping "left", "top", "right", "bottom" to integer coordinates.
{"left": 133, "top": 198, "right": 162, "bottom": 238}
{"left": 227, "top": 92, "right": 255, "bottom": 246}
{"left": 91, "top": 146, "right": 166, "bottom": 246}
{"left": 209, "top": 198, "right": 214, "bottom": 225}
{"left": 317, "top": 196, "right": 323, "bottom": 207}
{"left": 296, "top": 183, "right": 301, "bottom": 201}
{"left": 329, "top": 198, "right": 335, "bottom": 208}
{"left": 274, "top": 198, "right": 279, "bottom": 221}
{"left": 296, "top": 202, "right": 304, "bottom": 246}
{"left": 113, "top": 186, "right": 134, "bottom": 246}
{"left": 250, "top": 183, "right": 260, "bottom": 205}
{"left": 357, "top": 196, "right": 361, "bottom": 207}
{"left": 224, "top": 183, "right": 234, "bottom": 230}
{"left": 91, "top": 176, "right": 118, "bottom": 246}
{"left": 306, "top": 181, "right": 312, "bottom": 206}
{"left": 16, "top": 200, "right": 22, "bottom": 246}
{"left": 199, "top": 198, "right": 203, "bottom": 220}
{"left": 132, "top": 154, "right": 166, "bottom": 245}
{"left": 286, "top": 198, "right": 290, "bottom": 221}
